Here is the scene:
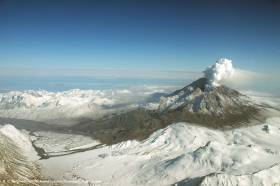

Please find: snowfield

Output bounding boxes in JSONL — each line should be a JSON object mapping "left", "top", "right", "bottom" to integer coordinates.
{"left": 31, "top": 131, "right": 100, "bottom": 156}
{"left": 38, "top": 117, "right": 280, "bottom": 186}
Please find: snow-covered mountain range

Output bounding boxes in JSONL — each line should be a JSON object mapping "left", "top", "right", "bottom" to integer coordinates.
{"left": 0, "top": 86, "right": 171, "bottom": 125}
{"left": 1, "top": 87, "right": 280, "bottom": 185}
{"left": 1, "top": 59, "right": 280, "bottom": 186}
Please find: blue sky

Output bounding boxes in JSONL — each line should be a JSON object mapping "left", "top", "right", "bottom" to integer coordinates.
{"left": 0, "top": 0, "right": 280, "bottom": 77}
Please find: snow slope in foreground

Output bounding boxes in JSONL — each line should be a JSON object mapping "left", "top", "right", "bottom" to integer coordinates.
{"left": 0, "top": 124, "right": 40, "bottom": 185}
{"left": 39, "top": 117, "right": 280, "bottom": 186}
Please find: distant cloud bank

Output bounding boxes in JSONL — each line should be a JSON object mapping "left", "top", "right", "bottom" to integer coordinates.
{"left": 0, "top": 67, "right": 200, "bottom": 80}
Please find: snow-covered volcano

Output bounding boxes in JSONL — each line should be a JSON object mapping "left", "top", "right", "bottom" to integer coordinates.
{"left": 159, "top": 59, "right": 258, "bottom": 119}
{"left": 157, "top": 77, "right": 261, "bottom": 127}
{"left": 74, "top": 77, "right": 264, "bottom": 145}
{"left": 159, "top": 77, "right": 253, "bottom": 114}
{"left": 154, "top": 59, "right": 264, "bottom": 127}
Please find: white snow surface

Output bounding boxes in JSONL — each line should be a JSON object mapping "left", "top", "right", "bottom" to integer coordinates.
{"left": 204, "top": 58, "right": 235, "bottom": 86}
{"left": 39, "top": 116, "right": 280, "bottom": 186}
{"left": 31, "top": 131, "right": 100, "bottom": 155}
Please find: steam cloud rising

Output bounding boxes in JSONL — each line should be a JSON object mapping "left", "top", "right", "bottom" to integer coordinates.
{"left": 203, "top": 58, "right": 235, "bottom": 86}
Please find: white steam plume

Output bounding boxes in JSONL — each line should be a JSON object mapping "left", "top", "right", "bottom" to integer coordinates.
{"left": 203, "top": 58, "right": 235, "bottom": 86}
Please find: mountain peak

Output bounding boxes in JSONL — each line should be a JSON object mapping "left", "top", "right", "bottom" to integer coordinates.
{"left": 74, "top": 77, "right": 264, "bottom": 145}
{"left": 158, "top": 77, "right": 253, "bottom": 116}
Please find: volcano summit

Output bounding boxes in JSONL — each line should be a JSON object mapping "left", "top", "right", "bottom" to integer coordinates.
{"left": 73, "top": 59, "right": 265, "bottom": 144}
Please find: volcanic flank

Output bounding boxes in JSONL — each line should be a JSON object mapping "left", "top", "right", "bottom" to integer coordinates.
{"left": 73, "top": 59, "right": 264, "bottom": 144}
